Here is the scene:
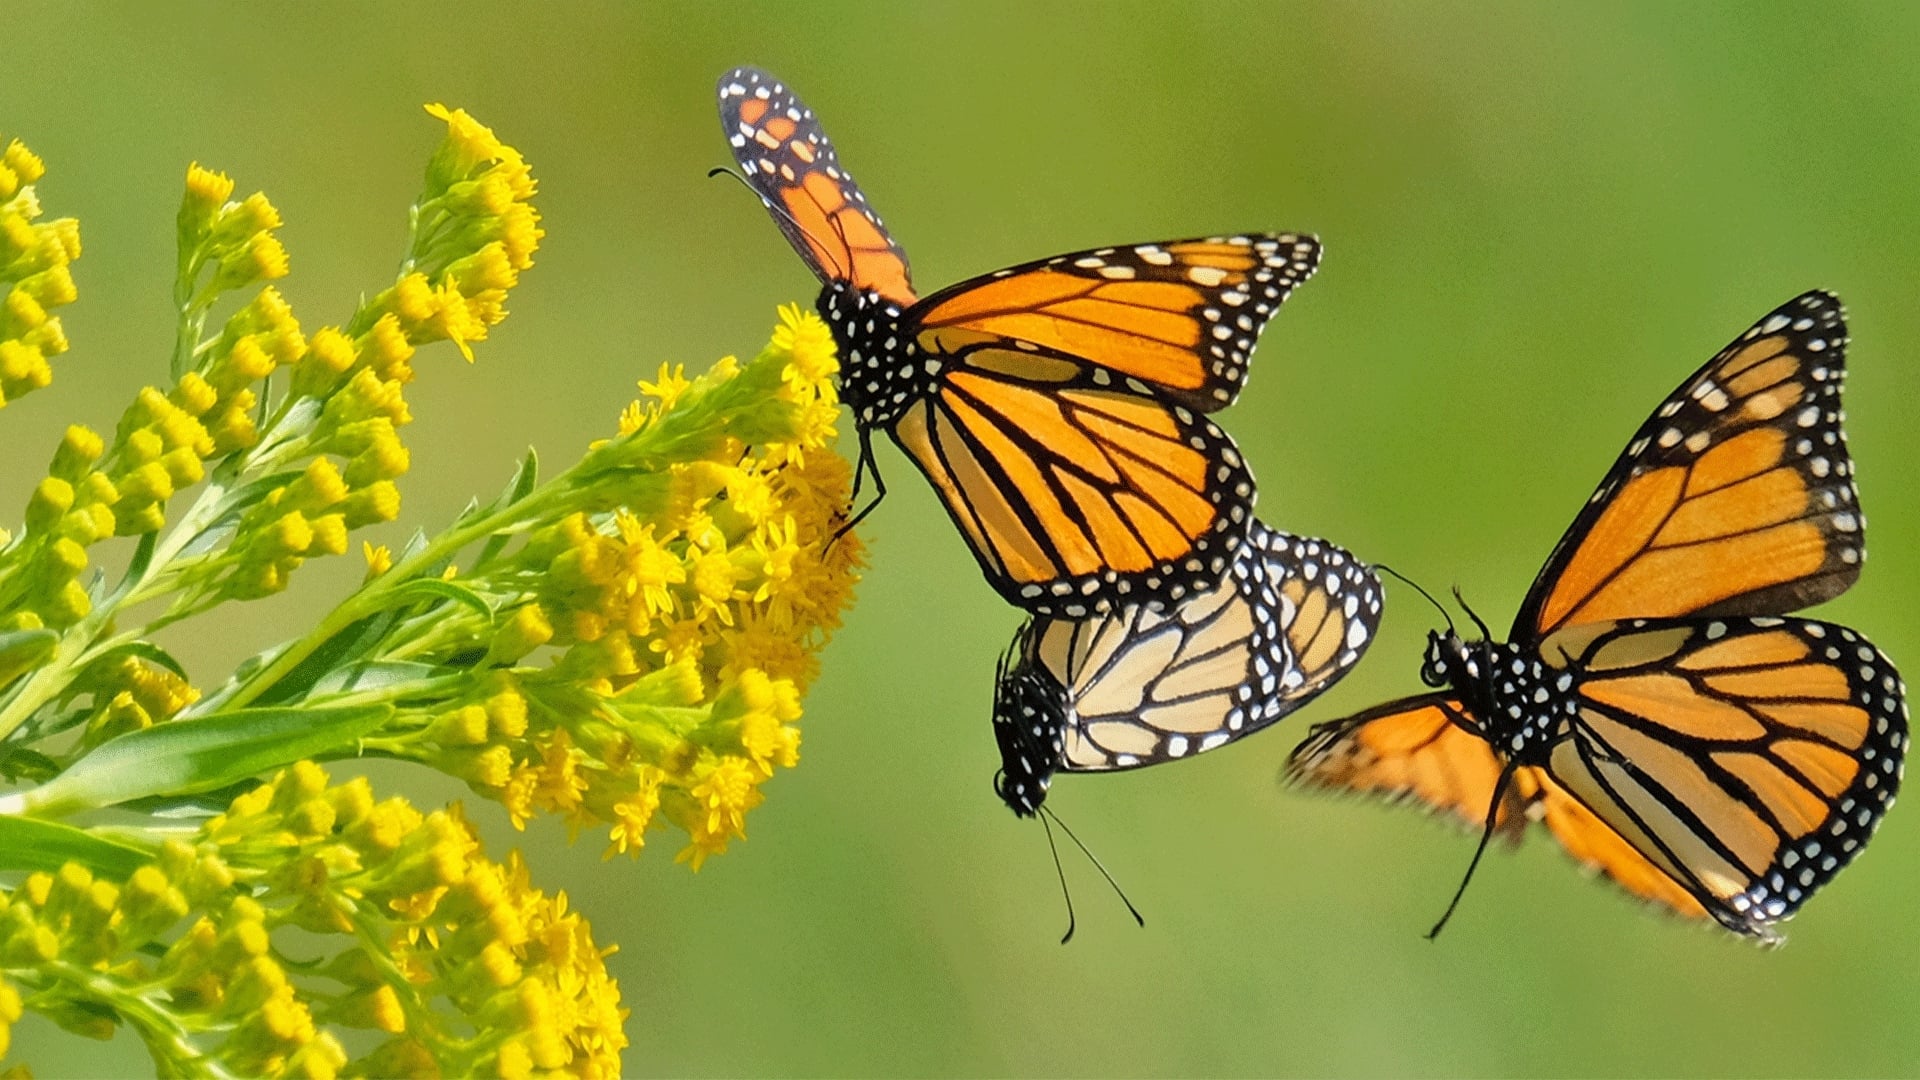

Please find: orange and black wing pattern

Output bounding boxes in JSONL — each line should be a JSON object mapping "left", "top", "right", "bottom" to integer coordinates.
{"left": 1291, "top": 618, "right": 1908, "bottom": 939}
{"left": 718, "top": 66, "right": 915, "bottom": 305}
{"left": 1512, "top": 291, "right": 1862, "bottom": 641}
{"left": 1285, "top": 695, "right": 1724, "bottom": 924}
{"left": 1286, "top": 695, "right": 1535, "bottom": 840}
{"left": 889, "top": 342, "right": 1255, "bottom": 615}
{"left": 1541, "top": 615, "right": 1906, "bottom": 939}
{"left": 909, "top": 234, "right": 1321, "bottom": 413}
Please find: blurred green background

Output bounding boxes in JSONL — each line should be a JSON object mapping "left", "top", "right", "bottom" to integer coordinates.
{"left": 10, "top": 2, "right": 1920, "bottom": 1075}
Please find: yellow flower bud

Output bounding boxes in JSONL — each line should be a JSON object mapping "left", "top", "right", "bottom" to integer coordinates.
{"left": 74, "top": 468, "right": 116, "bottom": 504}
{"left": 450, "top": 242, "right": 517, "bottom": 294}
{"left": 47, "top": 536, "right": 87, "bottom": 576}
{"left": 115, "top": 501, "right": 166, "bottom": 537}
{"left": 20, "top": 263, "right": 75, "bottom": 307}
{"left": 430, "top": 704, "right": 490, "bottom": 746}
{"left": 181, "top": 162, "right": 235, "bottom": 226}
{"left": 119, "top": 460, "right": 175, "bottom": 502}
{"left": 25, "top": 476, "right": 72, "bottom": 531}
{"left": 0, "top": 339, "right": 46, "bottom": 389}
{"left": 303, "top": 325, "right": 356, "bottom": 375}
{"left": 2, "top": 140, "right": 44, "bottom": 186}
{"left": 224, "top": 334, "right": 276, "bottom": 384}
{"left": 2, "top": 925, "right": 58, "bottom": 966}
{"left": 488, "top": 603, "right": 554, "bottom": 664}
{"left": 265, "top": 511, "right": 314, "bottom": 556}
{"left": 362, "top": 313, "right": 415, "bottom": 382}
{"left": 498, "top": 203, "right": 543, "bottom": 270}
{"left": 307, "top": 513, "right": 348, "bottom": 556}
{"left": 486, "top": 685, "right": 529, "bottom": 739}
{"left": 161, "top": 446, "right": 206, "bottom": 488}
{"left": 4, "top": 288, "right": 46, "bottom": 334}
{"left": 342, "top": 481, "right": 401, "bottom": 527}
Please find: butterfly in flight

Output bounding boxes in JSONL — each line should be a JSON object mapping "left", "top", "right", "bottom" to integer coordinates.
{"left": 995, "top": 519, "right": 1383, "bottom": 816}
{"left": 1285, "top": 291, "right": 1907, "bottom": 943}
{"left": 718, "top": 66, "right": 1321, "bottom": 617}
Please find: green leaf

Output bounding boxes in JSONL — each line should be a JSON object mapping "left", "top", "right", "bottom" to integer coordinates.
{"left": 86, "top": 640, "right": 190, "bottom": 682}
{"left": 8, "top": 703, "right": 391, "bottom": 814}
{"left": 376, "top": 578, "right": 494, "bottom": 624}
{"left": 476, "top": 447, "right": 539, "bottom": 565}
{"left": 0, "top": 815, "right": 153, "bottom": 878}
{"left": 246, "top": 612, "right": 396, "bottom": 706}
{"left": 117, "top": 530, "right": 161, "bottom": 594}
{"left": 0, "top": 746, "right": 59, "bottom": 782}
{"left": 308, "top": 660, "right": 439, "bottom": 696}
{"left": 0, "top": 627, "right": 58, "bottom": 687}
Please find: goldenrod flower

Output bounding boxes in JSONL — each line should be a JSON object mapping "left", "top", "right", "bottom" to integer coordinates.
{"left": 0, "top": 135, "right": 80, "bottom": 409}
{"left": 0, "top": 102, "right": 855, "bottom": 1078}
{"left": 0, "top": 766, "right": 625, "bottom": 1076}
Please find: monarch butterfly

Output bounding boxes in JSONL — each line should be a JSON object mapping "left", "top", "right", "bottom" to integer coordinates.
{"left": 995, "top": 519, "right": 1383, "bottom": 816}
{"left": 1285, "top": 290, "right": 1907, "bottom": 942}
{"left": 718, "top": 66, "right": 1321, "bottom": 617}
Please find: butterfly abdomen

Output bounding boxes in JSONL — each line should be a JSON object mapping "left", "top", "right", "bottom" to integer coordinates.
{"left": 992, "top": 639, "right": 1071, "bottom": 816}
{"left": 820, "top": 282, "right": 934, "bottom": 427}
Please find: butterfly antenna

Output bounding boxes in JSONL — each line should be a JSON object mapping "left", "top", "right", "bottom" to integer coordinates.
{"left": 1426, "top": 758, "right": 1520, "bottom": 940}
{"left": 1373, "top": 563, "right": 1455, "bottom": 636}
{"left": 1451, "top": 586, "right": 1495, "bottom": 642}
{"left": 1040, "top": 804, "right": 1145, "bottom": 937}
{"left": 705, "top": 166, "right": 849, "bottom": 281}
{"left": 1037, "top": 808, "right": 1078, "bottom": 944}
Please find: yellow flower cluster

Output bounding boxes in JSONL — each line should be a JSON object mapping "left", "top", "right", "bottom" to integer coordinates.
{"left": 398, "top": 306, "right": 862, "bottom": 868}
{"left": 0, "top": 763, "right": 625, "bottom": 1077}
{"left": 364, "top": 103, "right": 542, "bottom": 363}
{"left": 0, "top": 136, "right": 79, "bottom": 408}
{"left": 208, "top": 105, "right": 540, "bottom": 602}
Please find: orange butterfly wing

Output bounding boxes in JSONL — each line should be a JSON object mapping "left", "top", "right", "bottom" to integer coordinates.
{"left": 1512, "top": 291, "right": 1862, "bottom": 641}
{"left": 1285, "top": 696, "right": 1712, "bottom": 922}
{"left": 909, "top": 234, "right": 1320, "bottom": 413}
{"left": 1291, "top": 614, "right": 1908, "bottom": 938}
{"left": 718, "top": 66, "right": 915, "bottom": 305}
{"left": 889, "top": 344, "right": 1254, "bottom": 615}
{"left": 1541, "top": 616, "right": 1904, "bottom": 938}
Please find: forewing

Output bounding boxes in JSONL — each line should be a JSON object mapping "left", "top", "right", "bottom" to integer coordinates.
{"left": 718, "top": 67, "right": 915, "bottom": 304}
{"left": 1514, "top": 291, "right": 1862, "bottom": 640}
{"left": 910, "top": 234, "right": 1321, "bottom": 412}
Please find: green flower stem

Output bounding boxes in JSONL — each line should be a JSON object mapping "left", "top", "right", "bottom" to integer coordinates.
{"left": 45, "top": 960, "right": 235, "bottom": 1080}
{"left": 220, "top": 485, "right": 568, "bottom": 713}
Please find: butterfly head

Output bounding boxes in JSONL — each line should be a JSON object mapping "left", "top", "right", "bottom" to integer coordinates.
{"left": 991, "top": 636, "right": 1070, "bottom": 818}
{"left": 1419, "top": 629, "right": 1483, "bottom": 690}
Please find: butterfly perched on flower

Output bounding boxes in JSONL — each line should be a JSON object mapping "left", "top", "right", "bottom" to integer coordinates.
{"left": 717, "top": 66, "right": 1320, "bottom": 617}
{"left": 1286, "top": 291, "right": 1907, "bottom": 943}
{"left": 994, "top": 519, "right": 1382, "bottom": 816}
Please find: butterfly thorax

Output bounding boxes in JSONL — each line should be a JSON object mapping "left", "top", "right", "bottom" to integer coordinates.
{"left": 819, "top": 282, "right": 937, "bottom": 429}
{"left": 1420, "top": 630, "right": 1579, "bottom": 763}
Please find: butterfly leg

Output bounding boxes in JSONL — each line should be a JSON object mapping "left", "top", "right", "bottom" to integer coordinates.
{"left": 829, "top": 427, "right": 887, "bottom": 551}
{"left": 1427, "top": 757, "right": 1521, "bottom": 940}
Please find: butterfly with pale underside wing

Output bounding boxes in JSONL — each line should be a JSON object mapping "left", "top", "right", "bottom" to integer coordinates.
{"left": 718, "top": 66, "right": 1320, "bottom": 617}
{"left": 1286, "top": 290, "right": 1907, "bottom": 943}
{"left": 994, "top": 519, "right": 1383, "bottom": 815}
